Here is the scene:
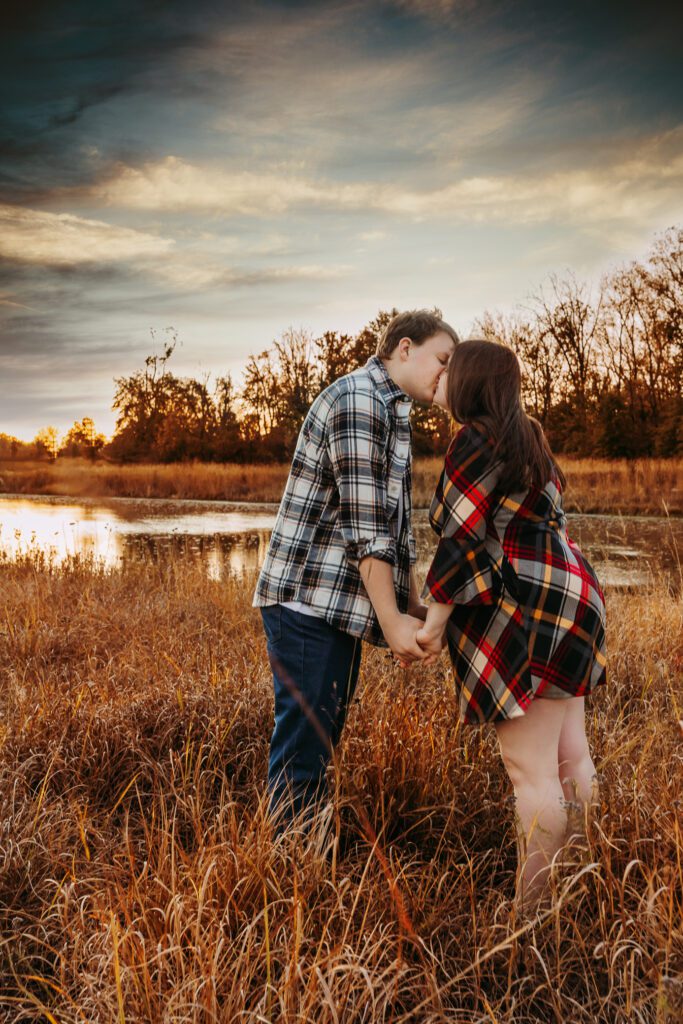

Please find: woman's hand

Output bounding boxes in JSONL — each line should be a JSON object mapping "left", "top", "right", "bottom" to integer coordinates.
{"left": 416, "top": 624, "right": 444, "bottom": 663}
{"left": 407, "top": 600, "right": 428, "bottom": 622}
{"left": 382, "top": 612, "right": 428, "bottom": 667}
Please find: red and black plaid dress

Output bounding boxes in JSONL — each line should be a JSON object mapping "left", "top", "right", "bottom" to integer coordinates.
{"left": 423, "top": 423, "right": 607, "bottom": 724}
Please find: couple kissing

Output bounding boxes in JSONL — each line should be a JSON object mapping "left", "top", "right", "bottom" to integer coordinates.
{"left": 254, "top": 309, "right": 606, "bottom": 908}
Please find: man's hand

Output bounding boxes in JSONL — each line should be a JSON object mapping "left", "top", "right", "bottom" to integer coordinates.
{"left": 382, "top": 611, "right": 428, "bottom": 666}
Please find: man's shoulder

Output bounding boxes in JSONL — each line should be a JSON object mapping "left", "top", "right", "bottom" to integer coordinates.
{"left": 314, "top": 363, "right": 389, "bottom": 413}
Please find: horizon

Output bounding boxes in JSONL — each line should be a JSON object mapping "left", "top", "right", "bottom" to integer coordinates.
{"left": 2, "top": 0, "right": 682, "bottom": 441}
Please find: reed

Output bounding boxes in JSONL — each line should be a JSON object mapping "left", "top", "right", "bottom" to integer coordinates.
{"left": 1, "top": 455, "right": 682, "bottom": 514}
{"left": 0, "top": 543, "right": 681, "bottom": 1021}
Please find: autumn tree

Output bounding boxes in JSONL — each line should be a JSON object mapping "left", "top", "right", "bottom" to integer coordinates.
{"left": 272, "top": 328, "right": 320, "bottom": 441}
{"left": 314, "top": 331, "right": 356, "bottom": 391}
{"left": 33, "top": 426, "right": 60, "bottom": 460}
{"left": 61, "top": 417, "right": 106, "bottom": 459}
{"left": 213, "top": 373, "right": 242, "bottom": 459}
{"left": 109, "top": 332, "right": 178, "bottom": 461}
{"left": 531, "top": 274, "right": 605, "bottom": 412}
{"left": 241, "top": 350, "right": 281, "bottom": 437}
{"left": 0, "top": 433, "right": 30, "bottom": 460}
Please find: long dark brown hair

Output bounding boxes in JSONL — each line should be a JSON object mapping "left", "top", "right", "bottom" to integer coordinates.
{"left": 445, "top": 339, "right": 566, "bottom": 492}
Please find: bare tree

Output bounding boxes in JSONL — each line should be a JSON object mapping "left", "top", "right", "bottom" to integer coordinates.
{"left": 272, "top": 328, "right": 319, "bottom": 433}
{"left": 476, "top": 310, "right": 559, "bottom": 422}
{"left": 531, "top": 275, "right": 604, "bottom": 409}
{"left": 241, "top": 350, "right": 281, "bottom": 435}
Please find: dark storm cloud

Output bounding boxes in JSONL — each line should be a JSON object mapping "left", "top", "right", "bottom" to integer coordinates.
{"left": 3, "top": 0, "right": 682, "bottom": 201}
{"left": 0, "top": 0, "right": 223, "bottom": 198}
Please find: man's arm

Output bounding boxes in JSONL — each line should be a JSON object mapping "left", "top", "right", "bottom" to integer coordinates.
{"left": 327, "top": 388, "right": 396, "bottom": 566}
{"left": 359, "top": 557, "right": 427, "bottom": 663}
{"left": 326, "top": 388, "right": 426, "bottom": 662}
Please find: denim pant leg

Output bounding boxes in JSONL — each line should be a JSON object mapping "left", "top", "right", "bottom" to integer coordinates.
{"left": 260, "top": 605, "right": 362, "bottom": 825}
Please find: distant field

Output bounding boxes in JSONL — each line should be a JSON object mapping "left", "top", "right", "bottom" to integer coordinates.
{"left": 0, "top": 547, "right": 681, "bottom": 1021}
{"left": 1, "top": 455, "right": 681, "bottom": 514}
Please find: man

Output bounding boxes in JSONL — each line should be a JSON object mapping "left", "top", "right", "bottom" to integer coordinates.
{"left": 253, "top": 309, "right": 459, "bottom": 827}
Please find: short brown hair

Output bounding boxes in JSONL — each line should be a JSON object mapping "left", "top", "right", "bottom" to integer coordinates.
{"left": 376, "top": 308, "right": 460, "bottom": 358}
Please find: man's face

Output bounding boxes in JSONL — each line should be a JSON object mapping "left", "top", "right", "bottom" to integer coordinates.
{"left": 399, "top": 331, "right": 456, "bottom": 405}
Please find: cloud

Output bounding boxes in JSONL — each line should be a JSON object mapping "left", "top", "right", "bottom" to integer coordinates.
{"left": 153, "top": 258, "right": 351, "bottom": 291}
{"left": 90, "top": 127, "right": 683, "bottom": 231}
{"left": 0, "top": 204, "right": 174, "bottom": 267}
{"left": 390, "top": 0, "right": 481, "bottom": 22}
{"left": 0, "top": 202, "right": 351, "bottom": 302}
{"left": 0, "top": 292, "right": 35, "bottom": 311}
{"left": 92, "top": 156, "right": 370, "bottom": 215}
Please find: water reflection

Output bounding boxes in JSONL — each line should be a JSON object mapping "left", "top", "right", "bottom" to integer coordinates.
{"left": 0, "top": 496, "right": 276, "bottom": 577}
{"left": 0, "top": 495, "right": 680, "bottom": 588}
{"left": 120, "top": 531, "right": 273, "bottom": 577}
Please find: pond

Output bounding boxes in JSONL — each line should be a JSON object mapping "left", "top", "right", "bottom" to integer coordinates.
{"left": 1, "top": 494, "right": 681, "bottom": 590}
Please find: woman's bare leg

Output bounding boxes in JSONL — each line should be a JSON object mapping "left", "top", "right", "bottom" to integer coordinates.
{"left": 557, "top": 696, "right": 598, "bottom": 840}
{"left": 495, "top": 699, "right": 569, "bottom": 908}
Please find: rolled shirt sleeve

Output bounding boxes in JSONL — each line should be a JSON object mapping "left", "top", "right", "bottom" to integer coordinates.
{"left": 327, "top": 387, "right": 396, "bottom": 568}
{"left": 423, "top": 425, "right": 502, "bottom": 605}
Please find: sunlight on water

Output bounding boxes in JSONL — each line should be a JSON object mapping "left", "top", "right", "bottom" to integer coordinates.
{"left": 0, "top": 497, "right": 277, "bottom": 577}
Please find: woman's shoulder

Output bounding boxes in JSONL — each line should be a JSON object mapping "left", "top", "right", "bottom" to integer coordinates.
{"left": 443, "top": 422, "right": 499, "bottom": 489}
{"left": 446, "top": 422, "right": 495, "bottom": 462}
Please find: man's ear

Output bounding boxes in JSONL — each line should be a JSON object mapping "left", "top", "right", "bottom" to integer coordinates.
{"left": 398, "top": 336, "right": 412, "bottom": 361}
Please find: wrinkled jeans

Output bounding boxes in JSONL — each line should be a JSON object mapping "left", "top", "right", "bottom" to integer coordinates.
{"left": 260, "top": 604, "right": 362, "bottom": 829}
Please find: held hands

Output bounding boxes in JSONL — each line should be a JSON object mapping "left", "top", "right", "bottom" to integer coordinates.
{"left": 383, "top": 607, "right": 445, "bottom": 669}
{"left": 382, "top": 611, "right": 429, "bottom": 667}
{"left": 415, "top": 623, "right": 444, "bottom": 660}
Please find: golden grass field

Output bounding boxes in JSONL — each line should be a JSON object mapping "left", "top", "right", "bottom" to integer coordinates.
{"left": 1, "top": 456, "right": 681, "bottom": 514}
{"left": 0, "top": 543, "right": 682, "bottom": 1022}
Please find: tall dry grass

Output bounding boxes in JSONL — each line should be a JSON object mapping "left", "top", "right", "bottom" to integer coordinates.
{"left": 0, "top": 460, "right": 289, "bottom": 505}
{"left": 1, "top": 456, "right": 681, "bottom": 513}
{"left": 413, "top": 456, "right": 683, "bottom": 515}
{"left": 0, "top": 544, "right": 681, "bottom": 1021}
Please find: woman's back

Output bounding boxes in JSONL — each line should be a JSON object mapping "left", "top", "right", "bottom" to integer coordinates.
{"left": 421, "top": 336, "right": 606, "bottom": 908}
{"left": 492, "top": 475, "right": 604, "bottom": 607}
{"left": 424, "top": 423, "right": 607, "bottom": 723}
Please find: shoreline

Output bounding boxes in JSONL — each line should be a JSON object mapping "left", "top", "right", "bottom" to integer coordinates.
{"left": 1, "top": 490, "right": 681, "bottom": 520}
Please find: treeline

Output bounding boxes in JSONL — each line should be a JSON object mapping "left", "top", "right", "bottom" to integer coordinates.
{"left": 6, "top": 226, "right": 682, "bottom": 463}
{"left": 476, "top": 226, "right": 682, "bottom": 456}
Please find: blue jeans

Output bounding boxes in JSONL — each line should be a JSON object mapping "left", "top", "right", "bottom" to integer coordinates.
{"left": 260, "top": 605, "right": 362, "bottom": 828}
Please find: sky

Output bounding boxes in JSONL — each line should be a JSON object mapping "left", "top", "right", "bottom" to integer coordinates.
{"left": 1, "top": 0, "right": 682, "bottom": 441}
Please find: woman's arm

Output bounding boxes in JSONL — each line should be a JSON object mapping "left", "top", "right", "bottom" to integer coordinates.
{"left": 416, "top": 601, "right": 453, "bottom": 656}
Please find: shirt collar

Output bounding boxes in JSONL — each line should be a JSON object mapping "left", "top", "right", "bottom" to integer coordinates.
{"left": 365, "top": 355, "right": 412, "bottom": 407}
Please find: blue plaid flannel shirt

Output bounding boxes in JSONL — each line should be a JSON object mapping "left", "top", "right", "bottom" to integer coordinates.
{"left": 253, "top": 356, "right": 416, "bottom": 646}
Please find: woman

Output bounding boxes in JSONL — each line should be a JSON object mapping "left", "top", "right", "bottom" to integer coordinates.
{"left": 416, "top": 339, "right": 606, "bottom": 907}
